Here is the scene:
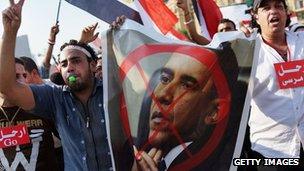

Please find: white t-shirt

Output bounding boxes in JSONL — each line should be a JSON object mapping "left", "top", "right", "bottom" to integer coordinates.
{"left": 249, "top": 31, "right": 304, "bottom": 158}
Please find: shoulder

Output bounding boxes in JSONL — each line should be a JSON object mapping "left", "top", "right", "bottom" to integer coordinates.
{"left": 286, "top": 30, "right": 304, "bottom": 40}
{"left": 296, "top": 31, "right": 304, "bottom": 39}
{"left": 29, "top": 83, "right": 65, "bottom": 98}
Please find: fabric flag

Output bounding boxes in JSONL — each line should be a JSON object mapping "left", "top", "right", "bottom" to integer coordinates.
{"left": 134, "top": 0, "right": 188, "bottom": 40}
{"left": 64, "top": 0, "right": 142, "bottom": 24}
{"left": 101, "top": 19, "right": 255, "bottom": 170}
{"left": 64, "top": 0, "right": 186, "bottom": 40}
{"left": 195, "top": 0, "right": 223, "bottom": 39}
{"left": 137, "top": 0, "right": 177, "bottom": 34}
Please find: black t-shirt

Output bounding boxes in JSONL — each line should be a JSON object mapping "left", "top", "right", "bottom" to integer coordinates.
{"left": 0, "top": 106, "right": 59, "bottom": 171}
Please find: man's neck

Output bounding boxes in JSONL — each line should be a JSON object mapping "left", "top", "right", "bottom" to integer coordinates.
{"left": 262, "top": 31, "right": 288, "bottom": 58}
{"left": 262, "top": 31, "right": 286, "bottom": 46}
{"left": 74, "top": 78, "right": 95, "bottom": 104}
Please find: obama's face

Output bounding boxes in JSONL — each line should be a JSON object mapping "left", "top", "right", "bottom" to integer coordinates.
{"left": 149, "top": 54, "right": 214, "bottom": 148}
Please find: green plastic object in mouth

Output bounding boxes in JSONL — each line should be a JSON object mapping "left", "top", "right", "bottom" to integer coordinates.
{"left": 68, "top": 75, "right": 76, "bottom": 83}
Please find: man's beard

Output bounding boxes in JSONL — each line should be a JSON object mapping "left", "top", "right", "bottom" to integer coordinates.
{"left": 67, "top": 81, "right": 87, "bottom": 92}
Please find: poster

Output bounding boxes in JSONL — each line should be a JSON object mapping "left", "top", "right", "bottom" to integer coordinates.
{"left": 102, "top": 20, "right": 255, "bottom": 170}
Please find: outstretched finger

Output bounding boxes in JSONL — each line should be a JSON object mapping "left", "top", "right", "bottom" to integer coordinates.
{"left": 9, "top": 0, "right": 15, "bottom": 6}
{"left": 17, "top": 0, "right": 25, "bottom": 7}
{"left": 91, "top": 22, "right": 98, "bottom": 30}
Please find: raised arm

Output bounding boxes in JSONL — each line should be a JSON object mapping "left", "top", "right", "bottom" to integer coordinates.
{"left": 0, "top": 0, "right": 35, "bottom": 110}
{"left": 43, "top": 24, "right": 59, "bottom": 73}
{"left": 177, "top": 0, "right": 210, "bottom": 45}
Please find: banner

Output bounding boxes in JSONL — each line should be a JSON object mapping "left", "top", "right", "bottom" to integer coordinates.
{"left": 220, "top": 3, "right": 252, "bottom": 29}
{"left": 102, "top": 20, "right": 255, "bottom": 170}
{"left": 64, "top": 0, "right": 142, "bottom": 24}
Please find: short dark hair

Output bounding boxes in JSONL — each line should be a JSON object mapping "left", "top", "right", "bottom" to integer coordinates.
{"left": 253, "top": 0, "right": 287, "bottom": 13}
{"left": 219, "top": 18, "right": 236, "bottom": 30}
{"left": 19, "top": 56, "right": 39, "bottom": 74}
{"left": 15, "top": 58, "right": 24, "bottom": 66}
{"left": 59, "top": 39, "right": 97, "bottom": 62}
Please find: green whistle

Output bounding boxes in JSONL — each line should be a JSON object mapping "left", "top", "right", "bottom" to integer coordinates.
{"left": 68, "top": 75, "right": 77, "bottom": 83}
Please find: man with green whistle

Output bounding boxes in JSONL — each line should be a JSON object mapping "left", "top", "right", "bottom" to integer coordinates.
{"left": 0, "top": 1, "right": 131, "bottom": 170}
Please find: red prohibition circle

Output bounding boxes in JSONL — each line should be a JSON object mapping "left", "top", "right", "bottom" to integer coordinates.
{"left": 118, "top": 44, "right": 231, "bottom": 170}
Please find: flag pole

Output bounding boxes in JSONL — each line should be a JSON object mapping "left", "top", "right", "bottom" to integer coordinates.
{"left": 55, "top": 0, "right": 62, "bottom": 24}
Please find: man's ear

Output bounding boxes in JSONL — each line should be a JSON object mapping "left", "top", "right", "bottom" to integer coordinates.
{"left": 32, "top": 69, "right": 40, "bottom": 76}
{"left": 90, "top": 60, "right": 97, "bottom": 72}
{"left": 204, "top": 99, "right": 220, "bottom": 125}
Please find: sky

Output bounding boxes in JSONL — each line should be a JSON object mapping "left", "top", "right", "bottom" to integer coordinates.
{"left": 0, "top": 0, "right": 110, "bottom": 64}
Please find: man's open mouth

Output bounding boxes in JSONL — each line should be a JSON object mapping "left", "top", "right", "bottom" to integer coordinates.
{"left": 270, "top": 17, "right": 280, "bottom": 24}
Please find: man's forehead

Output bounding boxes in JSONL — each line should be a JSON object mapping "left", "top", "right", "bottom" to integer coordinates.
{"left": 15, "top": 63, "right": 25, "bottom": 71}
{"left": 59, "top": 48, "right": 87, "bottom": 62}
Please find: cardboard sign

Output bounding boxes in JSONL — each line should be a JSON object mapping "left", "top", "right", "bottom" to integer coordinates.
{"left": 0, "top": 124, "right": 30, "bottom": 148}
{"left": 274, "top": 59, "right": 304, "bottom": 89}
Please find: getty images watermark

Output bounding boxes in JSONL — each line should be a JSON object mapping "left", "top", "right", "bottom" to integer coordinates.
{"left": 233, "top": 158, "right": 300, "bottom": 166}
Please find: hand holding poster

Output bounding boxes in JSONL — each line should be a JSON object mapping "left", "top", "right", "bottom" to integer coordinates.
{"left": 102, "top": 20, "right": 255, "bottom": 170}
